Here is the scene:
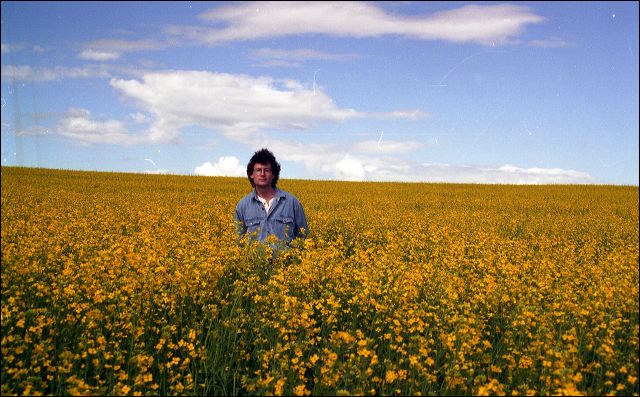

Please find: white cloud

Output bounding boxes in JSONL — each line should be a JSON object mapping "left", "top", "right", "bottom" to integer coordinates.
{"left": 2, "top": 42, "right": 46, "bottom": 54}
{"left": 78, "top": 38, "right": 167, "bottom": 61}
{"left": 357, "top": 159, "right": 593, "bottom": 184}
{"left": 79, "top": 50, "right": 121, "bottom": 61}
{"left": 253, "top": 138, "right": 594, "bottom": 184}
{"left": 56, "top": 108, "right": 143, "bottom": 145}
{"left": 351, "top": 140, "right": 423, "bottom": 154}
{"left": 1, "top": 43, "right": 25, "bottom": 53}
{"left": 0, "top": 65, "right": 111, "bottom": 82}
{"left": 377, "top": 110, "right": 429, "bottom": 120}
{"left": 253, "top": 59, "right": 304, "bottom": 68}
{"left": 403, "top": 162, "right": 595, "bottom": 184}
{"left": 529, "top": 37, "right": 572, "bottom": 48}
{"left": 250, "top": 48, "right": 359, "bottom": 68}
{"left": 334, "top": 154, "right": 366, "bottom": 181}
{"left": 195, "top": 156, "right": 245, "bottom": 177}
{"left": 109, "top": 70, "right": 419, "bottom": 144}
{"left": 130, "top": 112, "right": 150, "bottom": 124}
{"left": 251, "top": 47, "right": 358, "bottom": 62}
{"left": 494, "top": 164, "right": 594, "bottom": 184}
{"left": 36, "top": 69, "right": 590, "bottom": 185}
{"left": 169, "top": 2, "right": 544, "bottom": 46}
{"left": 143, "top": 169, "right": 170, "bottom": 175}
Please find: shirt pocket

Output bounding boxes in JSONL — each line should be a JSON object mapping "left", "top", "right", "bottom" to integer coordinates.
{"left": 245, "top": 217, "right": 262, "bottom": 234}
{"left": 273, "top": 215, "right": 294, "bottom": 238}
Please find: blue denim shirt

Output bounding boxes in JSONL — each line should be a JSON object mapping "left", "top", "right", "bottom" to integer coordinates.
{"left": 234, "top": 188, "right": 308, "bottom": 243}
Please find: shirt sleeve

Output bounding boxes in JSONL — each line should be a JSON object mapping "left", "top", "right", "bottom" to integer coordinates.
{"left": 293, "top": 199, "right": 308, "bottom": 239}
{"left": 234, "top": 201, "right": 247, "bottom": 237}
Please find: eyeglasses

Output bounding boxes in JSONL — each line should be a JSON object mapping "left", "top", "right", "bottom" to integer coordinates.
{"left": 253, "top": 167, "right": 272, "bottom": 175}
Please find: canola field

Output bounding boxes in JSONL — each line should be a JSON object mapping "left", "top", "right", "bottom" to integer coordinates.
{"left": 1, "top": 166, "right": 638, "bottom": 396}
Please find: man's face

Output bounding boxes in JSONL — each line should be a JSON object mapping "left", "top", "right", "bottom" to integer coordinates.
{"left": 252, "top": 162, "right": 274, "bottom": 188}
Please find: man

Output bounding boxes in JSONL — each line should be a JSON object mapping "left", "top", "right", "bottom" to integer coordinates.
{"left": 234, "top": 148, "right": 308, "bottom": 245}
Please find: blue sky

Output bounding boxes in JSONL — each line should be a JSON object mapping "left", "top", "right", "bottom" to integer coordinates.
{"left": 1, "top": 1, "right": 638, "bottom": 185}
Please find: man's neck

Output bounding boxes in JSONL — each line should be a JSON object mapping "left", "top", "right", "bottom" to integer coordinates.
{"left": 255, "top": 185, "right": 276, "bottom": 200}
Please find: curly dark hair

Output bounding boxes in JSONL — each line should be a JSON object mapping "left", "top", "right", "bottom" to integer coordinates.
{"left": 246, "top": 148, "right": 281, "bottom": 188}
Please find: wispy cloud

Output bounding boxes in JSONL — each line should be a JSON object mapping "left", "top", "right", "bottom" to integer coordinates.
{"left": 351, "top": 139, "right": 424, "bottom": 154}
{"left": 78, "top": 38, "right": 169, "bottom": 61}
{"left": 236, "top": 137, "right": 594, "bottom": 185}
{"left": 11, "top": 2, "right": 546, "bottom": 70}
{"left": 410, "top": 162, "right": 593, "bottom": 184}
{"left": 1, "top": 43, "right": 25, "bottom": 53}
{"left": 0, "top": 63, "right": 165, "bottom": 83}
{"left": 0, "top": 65, "right": 112, "bottom": 82}
{"left": 1, "top": 42, "right": 44, "bottom": 54}
{"left": 252, "top": 59, "right": 306, "bottom": 68}
{"left": 53, "top": 2, "right": 546, "bottom": 65}
{"left": 368, "top": 110, "right": 429, "bottom": 120}
{"left": 167, "top": 2, "right": 544, "bottom": 46}
{"left": 37, "top": 103, "right": 597, "bottom": 184}
{"left": 529, "top": 37, "right": 572, "bottom": 48}
{"left": 49, "top": 68, "right": 591, "bottom": 184}
{"left": 78, "top": 50, "right": 121, "bottom": 61}
{"left": 56, "top": 108, "right": 144, "bottom": 145}
{"left": 251, "top": 47, "right": 359, "bottom": 68}
{"left": 143, "top": 169, "right": 171, "bottom": 175}
{"left": 252, "top": 47, "right": 358, "bottom": 61}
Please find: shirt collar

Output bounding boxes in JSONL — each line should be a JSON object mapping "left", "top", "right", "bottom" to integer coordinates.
{"left": 253, "top": 187, "right": 284, "bottom": 201}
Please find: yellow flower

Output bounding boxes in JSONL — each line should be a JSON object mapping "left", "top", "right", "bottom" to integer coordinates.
{"left": 293, "top": 384, "right": 307, "bottom": 396}
{"left": 385, "top": 370, "right": 398, "bottom": 383}
{"left": 2, "top": 168, "right": 638, "bottom": 397}
{"left": 274, "top": 379, "right": 286, "bottom": 395}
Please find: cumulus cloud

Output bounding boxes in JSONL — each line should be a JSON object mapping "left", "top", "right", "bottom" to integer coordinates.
{"left": 39, "top": 69, "right": 413, "bottom": 146}
{"left": 334, "top": 154, "right": 366, "bottom": 181}
{"left": 36, "top": 68, "right": 591, "bottom": 185}
{"left": 195, "top": 156, "right": 245, "bottom": 177}
{"left": 109, "top": 70, "right": 419, "bottom": 143}
{"left": 167, "top": 2, "right": 544, "bottom": 46}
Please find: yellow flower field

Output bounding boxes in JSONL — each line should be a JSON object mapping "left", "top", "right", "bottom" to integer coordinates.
{"left": 2, "top": 166, "right": 638, "bottom": 396}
